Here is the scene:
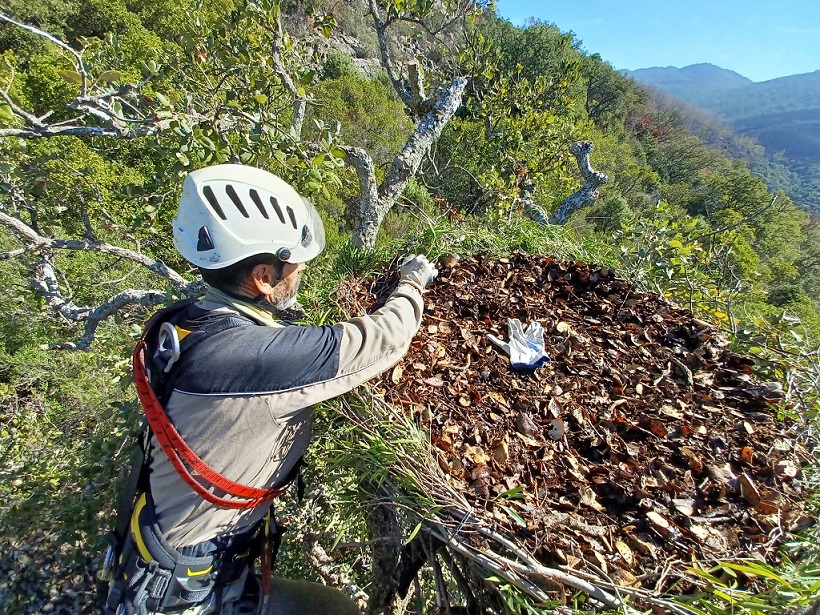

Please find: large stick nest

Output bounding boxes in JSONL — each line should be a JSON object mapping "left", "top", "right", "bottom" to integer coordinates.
{"left": 338, "top": 252, "right": 814, "bottom": 606}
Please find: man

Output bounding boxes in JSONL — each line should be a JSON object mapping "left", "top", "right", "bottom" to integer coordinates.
{"left": 102, "top": 164, "right": 437, "bottom": 614}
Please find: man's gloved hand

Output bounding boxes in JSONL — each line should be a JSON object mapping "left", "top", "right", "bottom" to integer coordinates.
{"left": 399, "top": 254, "right": 438, "bottom": 291}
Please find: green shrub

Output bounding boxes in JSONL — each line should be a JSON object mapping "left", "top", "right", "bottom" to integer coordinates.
{"left": 586, "top": 190, "right": 633, "bottom": 234}
{"left": 321, "top": 50, "right": 358, "bottom": 80}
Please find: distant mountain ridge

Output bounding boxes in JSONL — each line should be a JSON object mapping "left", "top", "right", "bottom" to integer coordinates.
{"left": 624, "top": 64, "right": 820, "bottom": 164}
{"left": 624, "top": 63, "right": 820, "bottom": 212}
{"left": 624, "top": 64, "right": 753, "bottom": 105}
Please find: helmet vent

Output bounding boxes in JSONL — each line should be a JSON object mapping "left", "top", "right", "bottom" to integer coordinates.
{"left": 269, "top": 197, "right": 286, "bottom": 224}
{"left": 225, "top": 184, "right": 249, "bottom": 218}
{"left": 286, "top": 206, "right": 298, "bottom": 229}
{"left": 197, "top": 226, "right": 215, "bottom": 251}
{"left": 202, "top": 186, "right": 227, "bottom": 220}
{"left": 248, "top": 189, "right": 269, "bottom": 219}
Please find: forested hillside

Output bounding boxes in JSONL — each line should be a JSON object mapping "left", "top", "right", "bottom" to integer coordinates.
{"left": 0, "top": 1, "right": 818, "bottom": 613}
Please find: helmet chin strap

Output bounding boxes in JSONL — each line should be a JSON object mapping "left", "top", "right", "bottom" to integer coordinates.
{"left": 274, "top": 260, "right": 286, "bottom": 284}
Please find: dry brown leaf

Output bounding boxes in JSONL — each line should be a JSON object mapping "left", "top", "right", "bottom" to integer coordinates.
{"left": 673, "top": 498, "right": 695, "bottom": 516}
{"left": 649, "top": 418, "right": 668, "bottom": 437}
{"left": 738, "top": 473, "right": 762, "bottom": 505}
{"left": 646, "top": 511, "right": 672, "bottom": 536}
{"left": 485, "top": 391, "right": 509, "bottom": 408}
{"left": 548, "top": 417, "right": 566, "bottom": 440}
{"left": 755, "top": 499, "right": 781, "bottom": 515}
{"left": 579, "top": 486, "right": 605, "bottom": 512}
{"left": 614, "top": 540, "right": 634, "bottom": 566}
{"left": 611, "top": 567, "right": 640, "bottom": 587}
{"left": 775, "top": 459, "right": 799, "bottom": 478}
{"left": 626, "top": 533, "right": 656, "bottom": 557}
{"left": 493, "top": 439, "right": 509, "bottom": 464}
{"left": 464, "top": 445, "right": 489, "bottom": 465}
{"left": 660, "top": 404, "right": 683, "bottom": 419}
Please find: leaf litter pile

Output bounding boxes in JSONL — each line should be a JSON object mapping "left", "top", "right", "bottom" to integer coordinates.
{"left": 340, "top": 252, "right": 813, "bottom": 588}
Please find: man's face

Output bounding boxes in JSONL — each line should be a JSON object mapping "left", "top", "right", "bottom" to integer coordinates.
{"left": 267, "top": 262, "right": 306, "bottom": 310}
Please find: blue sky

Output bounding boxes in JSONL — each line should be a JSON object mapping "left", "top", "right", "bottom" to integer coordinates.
{"left": 495, "top": 1, "right": 820, "bottom": 82}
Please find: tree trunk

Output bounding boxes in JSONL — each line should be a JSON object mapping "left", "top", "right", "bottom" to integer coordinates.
{"left": 549, "top": 141, "right": 608, "bottom": 225}
{"left": 366, "top": 501, "right": 402, "bottom": 615}
{"left": 349, "top": 77, "right": 467, "bottom": 249}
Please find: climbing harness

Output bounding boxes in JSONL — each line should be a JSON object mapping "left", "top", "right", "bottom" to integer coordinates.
{"left": 98, "top": 301, "right": 287, "bottom": 614}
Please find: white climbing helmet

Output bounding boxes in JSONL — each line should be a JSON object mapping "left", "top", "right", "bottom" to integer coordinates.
{"left": 173, "top": 164, "right": 325, "bottom": 269}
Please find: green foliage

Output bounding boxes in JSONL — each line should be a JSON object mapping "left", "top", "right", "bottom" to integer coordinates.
{"left": 440, "top": 22, "right": 584, "bottom": 217}
{"left": 480, "top": 18, "right": 585, "bottom": 111}
{"left": 17, "top": 54, "right": 81, "bottom": 119}
{"left": 613, "top": 201, "right": 758, "bottom": 327}
{"left": 0, "top": 3, "right": 819, "bottom": 613}
{"left": 678, "top": 553, "right": 820, "bottom": 614}
{"left": 308, "top": 74, "right": 412, "bottom": 164}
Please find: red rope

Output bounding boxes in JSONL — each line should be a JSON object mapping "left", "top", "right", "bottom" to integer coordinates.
{"left": 133, "top": 340, "right": 281, "bottom": 509}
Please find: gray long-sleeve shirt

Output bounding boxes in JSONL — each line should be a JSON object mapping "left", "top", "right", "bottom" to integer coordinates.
{"left": 146, "top": 283, "right": 424, "bottom": 547}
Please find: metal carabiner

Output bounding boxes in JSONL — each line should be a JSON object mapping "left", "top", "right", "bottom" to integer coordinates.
{"left": 158, "top": 322, "right": 182, "bottom": 373}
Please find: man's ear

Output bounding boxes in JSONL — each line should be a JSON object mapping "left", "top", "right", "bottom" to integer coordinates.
{"left": 249, "top": 263, "right": 276, "bottom": 296}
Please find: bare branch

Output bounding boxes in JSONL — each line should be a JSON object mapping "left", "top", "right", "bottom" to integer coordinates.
{"left": 0, "top": 211, "right": 189, "bottom": 289}
{"left": 0, "top": 86, "right": 42, "bottom": 127}
{"left": 367, "top": 0, "right": 413, "bottom": 107}
{"left": 268, "top": 8, "right": 307, "bottom": 138}
{"left": 0, "top": 12, "right": 88, "bottom": 95}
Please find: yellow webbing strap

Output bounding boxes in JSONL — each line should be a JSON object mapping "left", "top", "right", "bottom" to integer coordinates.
{"left": 130, "top": 493, "right": 154, "bottom": 564}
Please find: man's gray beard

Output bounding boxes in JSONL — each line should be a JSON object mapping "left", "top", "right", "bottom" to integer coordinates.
{"left": 271, "top": 275, "right": 300, "bottom": 311}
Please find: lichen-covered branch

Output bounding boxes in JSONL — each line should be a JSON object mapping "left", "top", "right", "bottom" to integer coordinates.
{"left": 381, "top": 76, "right": 467, "bottom": 206}
{"left": 517, "top": 177, "right": 551, "bottom": 226}
{"left": 549, "top": 141, "right": 608, "bottom": 225}
{"left": 302, "top": 532, "right": 369, "bottom": 608}
{"left": 350, "top": 77, "right": 468, "bottom": 249}
{"left": 0, "top": 211, "right": 200, "bottom": 349}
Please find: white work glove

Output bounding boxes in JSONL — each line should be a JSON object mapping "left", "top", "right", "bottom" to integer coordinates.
{"left": 488, "top": 318, "right": 551, "bottom": 370}
{"left": 400, "top": 254, "right": 438, "bottom": 291}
